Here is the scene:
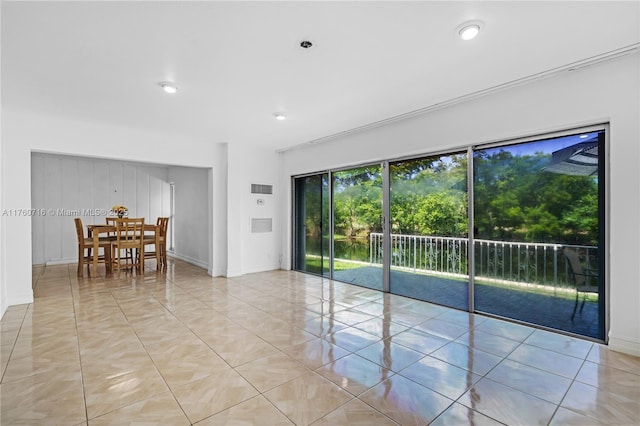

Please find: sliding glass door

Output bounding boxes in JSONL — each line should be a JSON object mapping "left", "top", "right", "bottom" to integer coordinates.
{"left": 293, "top": 126, "right": 606, "bottom": 341}
{"left": 473, "top": 129, "right": 605, "bottom": 339}
{"left": 389, "top": 154, "right": 469, "bottom": 309}
{"left": 332, "top": 165, "right": 383, "bottom": 290}
{"left": 293, "top": 174, "right": 330, "bottom": 276}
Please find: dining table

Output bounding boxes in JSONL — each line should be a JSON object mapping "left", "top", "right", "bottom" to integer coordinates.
{"left": 87, "top": 221, "right": 160, "bottom": 275}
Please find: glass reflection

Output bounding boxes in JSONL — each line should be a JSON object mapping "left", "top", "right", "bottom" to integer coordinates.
{"left": 474, "top": 130, "right": 604, "bottom": 339}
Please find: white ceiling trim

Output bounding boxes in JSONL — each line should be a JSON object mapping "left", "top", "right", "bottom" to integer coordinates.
{"left": 280, "top": 43, "right": 640, "bottom": 153}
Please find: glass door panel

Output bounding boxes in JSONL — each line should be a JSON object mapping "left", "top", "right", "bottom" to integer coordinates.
{"left": 332, "top": 165, "right": 383, "bottom": 290}
{"left": 293, "top": 174, "right": 330, "bottom": 276}
{"left": 473, "top": 130, "right": 605, "bottom": 339}
{"left": 389, "top": 154, "right": 469, "bottom": 309}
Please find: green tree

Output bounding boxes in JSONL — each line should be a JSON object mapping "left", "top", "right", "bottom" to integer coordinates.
{"left": 333, "top": 165, "right": 382, "bottom": 237}
{"left": 390, "top": 154, "right": 467, "bottom": 237}
{"left": 474, "top": 148, "right": 598, "bottom": 245}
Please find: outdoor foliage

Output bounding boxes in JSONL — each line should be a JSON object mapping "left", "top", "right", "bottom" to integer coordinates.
{"left": 300, "top": 174, "right": 328, "bottom": 240}
{"left": 333, "top": 166, "right": 383, "bottom": 238}
{"left": 474, "top": 149, "right": 599, "bottom": 245}
{"left": 326, "top": 148, "right": 598, "bottom": 246}
{"left": 390, "top": 155, "right": 468, "bottom": 237}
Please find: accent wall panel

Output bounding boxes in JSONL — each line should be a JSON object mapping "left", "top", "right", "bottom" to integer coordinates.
{"left": 77, "top": 161, "right": 96, "bottom": 225}
{"left": 30, "top": 155, "right": 45, "bottom": 264}
{"left": 30, "top": 153, "right": 170, "bottom": 265}
{"left": 60, "top": 158, "right": 79, "bottom": 260}
{"left": 108, "top": 161, "right": 124, "bottom": 212}
{"left": 135, "top": 169, "right": 150, "bottom": 221}
{"left": 148, "top": 168, "right": 165, "bottom": 222}
{"left": 122, "top": 164, "right": 137, "bottom": 217}
{"left": 43, "top": 156, "right": 63, "bottom": 263}
{"left": 93, "top": 162, "right": 110, "bottom": 215}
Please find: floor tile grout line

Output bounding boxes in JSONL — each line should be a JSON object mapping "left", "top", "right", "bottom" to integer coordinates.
{"left": 223, "top": 276, "right": 476, "bottom": 424}
{"left": 287, "top": 273, "right": 600, "bottom": 425}
{"left": 258, "top": 370, "right": 357, "bottom": 426}
{"left": 128, "top": 270, "right": 289, "bottom": 424}
{"left": 555, "top": 355, "right": 621, "bottom": 425}
{"left": 69, "top": 263, "right": 93, "bottom": 425}
{"left": 7, "top": 263, "right": 638, "bottom": 425}
{"left": 353, "top": 380, "right": 450, "bottom": 426}
{"left": 2, "top": 264, "right": 78, "bottom": 385}
{"left": 158, "top": 275, "right": 404, "bottom": 425}
{"left": 166, "top": 276, "right": 331, "bottom": 424}
{"left": 85, "top": 268, "right": 189, "bottom": 423}
{"left": 314, "top": 396, "right": 401, "bottom": 426}
{"left": 179, "top": 278, "right": 295, "bottom": 425}
{"left": 0, "top": 298, "right": 29, "bottom": 385}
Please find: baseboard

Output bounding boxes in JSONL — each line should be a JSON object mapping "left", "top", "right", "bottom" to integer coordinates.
{"left": 167, "top": 252, "right": 209, "bottom": 270}
{"left": 210, "top": 268, "right": 227, "bottom": 277}
{"left": 608, "top": 333, "right": 640, "bottom": 357}
{"left": 44, "top": 258, "right": 76, "bottom": 266}
{"left": 220, "top": 265, "right": 281, "bottom": 278}
{"left": 226, "top": 269, "right": 243, "bottom": 278}
{"left": 242, "top": 263, "right": 281, "bottom": 275}
{"left": 281, "top": 261, "right": 292, "bottom": 271}
{"left": 39, "top": 254, "right": 212, "bottom": 275}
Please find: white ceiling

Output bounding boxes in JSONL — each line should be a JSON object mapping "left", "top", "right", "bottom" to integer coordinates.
{"left": 3, "top": 1, "right": 639, "bottom": 151}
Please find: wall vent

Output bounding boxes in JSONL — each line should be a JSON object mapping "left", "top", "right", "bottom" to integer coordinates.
{"left": 251, "top": 183, "right": 273, "bottom": 195}
{"left": 251, "top": 218, "right": 272, "bottom": 233}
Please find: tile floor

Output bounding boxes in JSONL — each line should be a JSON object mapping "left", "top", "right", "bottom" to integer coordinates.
{"left": 1, "top": 259, "right": 639, "bottom": 425}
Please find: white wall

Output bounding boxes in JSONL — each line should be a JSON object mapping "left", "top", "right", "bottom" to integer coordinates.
{"left": 31, "top": 153, "right": 171, "bottom": 265}
{"left": 3, "top": 46, "right": 636, "bottom": 360}
{"left": 0, "top": 2, "right": 4, "bottom": 317}
{"left": 1, "top": 109, "right": 218, "bottom": 312}
{"left": 168, "top": 166, "right": 210, "bottom": 269}
{"left": 212, "top": 143, "right": 228, "bottom": 277}
{"left": 281, "top": 54, "right": 640, "bottom": 356}
{"left": 226, "top": 143, "right": 281, "bottom": 276}
{"left": 1, "top": 107, "right": 284, "bottom": 317}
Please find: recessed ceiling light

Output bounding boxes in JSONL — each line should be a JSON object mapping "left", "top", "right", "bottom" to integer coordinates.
{"left": 159, "top": 81, "right": 178, "bottom": 94}
{"left": 273, "top": 112, "right": 287, "bottom": 121}
{"left": 457, "top": 21, "right": 483, "bottom": 41}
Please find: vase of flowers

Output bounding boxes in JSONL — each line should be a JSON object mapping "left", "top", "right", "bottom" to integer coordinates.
{"left": 112, "top": 205, "right": 128, "bottom": 218}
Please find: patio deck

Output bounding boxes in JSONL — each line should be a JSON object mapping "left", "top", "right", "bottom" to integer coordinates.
{"left": 333, "top": 266, "right": 601, "bottom": 340}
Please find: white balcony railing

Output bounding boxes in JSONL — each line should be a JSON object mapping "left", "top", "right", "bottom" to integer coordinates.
{"left": 369, "top": 232, "right": 598, "bottom": 288}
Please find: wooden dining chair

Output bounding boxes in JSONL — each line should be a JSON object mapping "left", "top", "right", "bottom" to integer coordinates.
{"left": 142, "top": 217, "right": 169, "bottom": 268}
{"left": 106, "top": 216, "right": 133, "bottom": 261}
{"left": 157, "top": 217, "right": 169, "bottom": 266}
{"left": 111, "top": 217, "right": 145, "bottom": 275}
{"left": 105, "top": 217, "right": 118, "bottom": 237}
{"left": 74, "top": 217, "right": 112, "bottom": 277}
